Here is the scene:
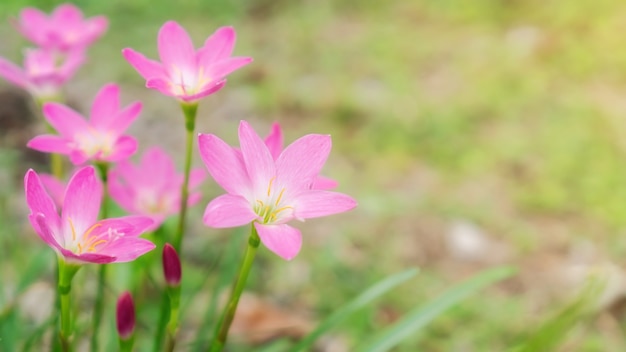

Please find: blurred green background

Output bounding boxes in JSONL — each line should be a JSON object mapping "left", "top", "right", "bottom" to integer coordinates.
{"left": 3, "top": 0, "right": 626, "bottom": 351}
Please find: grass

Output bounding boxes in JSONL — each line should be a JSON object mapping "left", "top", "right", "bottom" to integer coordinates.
{"left": 3, "top": 0, "right": 626, "bottom": 350}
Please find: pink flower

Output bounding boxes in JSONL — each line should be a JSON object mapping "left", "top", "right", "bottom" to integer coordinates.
{"left": 15, "top": 4, "right": 108, "bottom": 52}
{"left": 24, "top": 166, "right": 155, "bottom": 264}
{"left": 198, "top": 121, "right": 357, "bottom": 260}
{"left": 162, "top": 243, "right": 182, "bottom": 287}
{"left": 0, "top": 48, "right": 84, "bottom": 99}
{"left": 122, "top": 21, "right": 252, "bottom": 103}
{"left": 109, "top": 147, "right": 206, "bottom": 230}
{"left": 27, "top": 83, "right": 141, "bottom": 164}
{"left": 263, "top": 122, "right": 338, "bottom": 190}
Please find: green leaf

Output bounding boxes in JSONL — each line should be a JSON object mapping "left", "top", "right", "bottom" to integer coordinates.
{"left": 358, "top": 266, "right": 516, "bottom": 352}
{"left": 288, "top": 267, "right": 419, "bottom": 352}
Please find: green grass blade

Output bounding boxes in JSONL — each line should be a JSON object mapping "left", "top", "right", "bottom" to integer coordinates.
{"left": 288, "top": 267, "right": 419, "bottom": 352}
{"left": 510, "top": 278, "right": 602, "bottom": 352}
{"left": 358, "top": 266, "right": 516, "bottom": 352}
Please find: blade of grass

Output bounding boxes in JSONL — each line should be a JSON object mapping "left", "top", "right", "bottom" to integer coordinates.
{"left": 510, "top": 278, "right": 603, "bottom": 352}
{"left": 358, "top": 266, "right": 516, "bottom": 352}
{"left": 288, "top": 267, "right": 419, "bottom": 352}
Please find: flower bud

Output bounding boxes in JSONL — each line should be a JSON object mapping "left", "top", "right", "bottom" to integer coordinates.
{"left": 116, "top": 291, "right": 135, "bottom": 340}
{"left": 162, "top": 243, "right": 181, "bottom": 286}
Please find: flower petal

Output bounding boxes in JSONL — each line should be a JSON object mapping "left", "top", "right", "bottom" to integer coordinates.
{"left": 198, "top": 133, "right": 250, "bottom": 196}
{"left": 0, "top": 57, "right": 28, "bottom": 88}
{"left": 97, "top": 237, "right": 155, "bottom": 263}
{"left": 293, "top": 190, "right": 357, "bottom": 220}
{"left": 264, "top": 122, "right": 283, "bottom": 160}
{"left": 205, "top": 57, "right": 253, "bottom": 80}
{"left": 312, "top": 175, "right": 338, "bottom": 190}
{"left": 107, "top": 101, "right": 142, "bottom": 133}
{"left": 43, "top": 102, "right": 90, "bottom": 137}
{"left": 25, "top": 169, "right": 61, "bottom": 236}
{"left": 39, "top": 173, "right": 66, "bottom": 207}
{"left": 203, "top": 194, "right": 257, "bottom": 228}
{"left": 276, "top": 134, "right": 331, "bottom": 192}
{"left": 184, "top": 79, "right": 227, "bottom": 102}
{"left": 31, "top": 213, "right": 64, "bottom": 252}
{"left": 62, "top": 250, "right": 116, "bottom": 264}
{"left": 197, "top": 26, "right": 236, "bottom": 63}
{"left": 254, "top": 223, "right": 302, "bottom": 260}
{"left": 145, "top": 78, "right": 176, "bottom": 97}
{"left": 122, "top": 48, "right": 166, "bottom": 80}
{"left": 27, "top": 135, "right": 72, "bottom": 154}
{"left": 158, "top": 21, "right": 196, "bottom": 71}
{"left": 105, "top": 136, "right": 137, "bottom": 162}
{"left": 62, "top": 166, "right": 102, "bottom": 241}
{"left": 239, "top": 121, "right": 275, "bottom": 193}
{"left": 90, "top": 84, "right": 120, "bottom": 129}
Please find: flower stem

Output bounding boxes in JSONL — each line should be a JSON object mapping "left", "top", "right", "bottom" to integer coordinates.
{"left": 209, "top": 225, "right": 260, "bottom": 352}
{"left": 58, "top": 258, "right": 80, "bottom": 352}
{"left": 91, "top": 162, "right": 110, "bottom": 352}
{"left": 173, "top": 102, "right": 198, "bottom": 251}
{"left": 165, "top": 285, "right": 181, "bottom": 352}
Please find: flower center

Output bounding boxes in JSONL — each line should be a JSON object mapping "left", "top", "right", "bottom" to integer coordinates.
{"left": 253, "top": 177, "right": 294, "bottom": 224}
{"left": 67, "top": 217, "right": 107, "bottom": 254}
{"left": 75, "top": 128, "right": 115, "bottom": 158}
{"left": 170, "top": 65, "right": 211, "bottom": 96}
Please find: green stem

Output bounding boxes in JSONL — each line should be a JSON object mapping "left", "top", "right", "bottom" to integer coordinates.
{"left": 209, "top": 225, "right": 260, "bottom": 352}
{"left": 153, "top": 290, "right": 170, "bottom": 352}
{"left": 91, "top": 162, "right": 109, "bottom": 352}
{"left": 165, "top": 285, "right": 181, "bottom": 352}
{"left": 119, "top": 337, "right": 134, "bottom": 352}
{"left": 58, "top": 259, "right": 80, "bottom": 352}
{"left": 173, "top": 102, "right": 198, "bottom": 251}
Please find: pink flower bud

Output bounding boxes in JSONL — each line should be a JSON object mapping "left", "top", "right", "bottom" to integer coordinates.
{"left": 116, "top": 291, "right": 135, "bottom": 340}
{"left": 162, "top": 243, "right": 181, "bottom": 286}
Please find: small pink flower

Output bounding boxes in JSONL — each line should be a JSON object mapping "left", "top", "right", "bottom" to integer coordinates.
{"left": 24, "top": 166, "right": 155, "bottom": 264}
{"left": 15, "top": 4, "right": 108, "bottom": 52}
{"left": 198, "top": 121, "right": 357, "bottom": 260}
{"left": 27, "top": 83, "right": 141, "bottom": 164}
{"left": 0, "top": 48, "right": 84, "bottom": 99}
{"left": 122, "top": 21, "right": 252, "bottom": 103}
{"left": 109, "top": 147, "right": 205, "bottom": 230}
{"left": 116, "top": 291, "right": 135, "bottom": 340}
{"left": 263, "top": 122, "right": 338, "bottom": 190}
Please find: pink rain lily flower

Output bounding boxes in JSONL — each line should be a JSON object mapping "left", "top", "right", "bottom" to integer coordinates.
{"left": 263, "top": 122, "right": 338, "bottom": 190}
{"left": 109, "top": 147, "right": 206, "bottom": 230}
{"left": 122, "top": 21, "right": 252, "bottom": 103}
{"left": 0, "top": 48, "right": 84, "bottom": 99}
{"left": 25, "top": 166, "right": 155, "bottom": 264}
{"left": 27, "top": 83, "right": 141, "bottom": 164}
{"left": 15, "top": 3, "right": 108, "bottom": 52}
{"left": 198, "top": 121, "right": 357, "bottom": 260}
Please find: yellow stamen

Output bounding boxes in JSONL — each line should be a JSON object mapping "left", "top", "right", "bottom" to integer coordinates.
{"left": 267, "top": 177, "right": 276, "bottom": 197}
{"left": 275, "top": 188, "right": 286, "bottom": 206}
{"left": 68, "top": 217, "right": 77, "bottom": 241}
{"left": 88, "top": 239, "right": 108, "bottom": 252}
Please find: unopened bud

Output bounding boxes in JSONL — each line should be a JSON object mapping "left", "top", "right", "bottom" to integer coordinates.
{"left": 162, "top": 243, "right": 181, "bottom": 286}
{"left": 116, "top": 291, "right": 135, "bottom": 340}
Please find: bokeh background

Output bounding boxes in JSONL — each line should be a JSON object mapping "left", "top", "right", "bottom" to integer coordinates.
{"left": 3, "top": 0, "right": 626, "bottom": 351}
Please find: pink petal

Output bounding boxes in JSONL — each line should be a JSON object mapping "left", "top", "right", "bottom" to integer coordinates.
{"left": 183, "top": 79, "right": 226, "bottom": 102}
{"left": 62, "top": 167, "right": 102, "bottom": 241}
{"left": 276, "top": 134, "right": 331, "bottom": 192}
{"left": 108, "top": 170, "right": 135, "bottom": 213}
{"left": 198, "top": 133, "right": 251, "bottom": 196}
{"left": 83, "top": 16, "right": 108, "bottom": 43}
{"left": 31, "top": 213, "right": 64, "bottom": 252}
{"left": 264, "top": 122, "right": 283, "bottom": 160}
{"left": 293, "top": 191, "right": 357, "bottom": 220}
{"left": 25, "top": 169, "right": 61, "bottom": 235}
{"left": 312, "top": 175, "right": 338, "bottom": 190}
{"left": 105, "top": 136, "right": 137, "bottom": 162}
{"left": 158, "top": 21, "right": 196, "bottom": 71}
{"left": 197, "top": 26, "right": 236, "bottom": 63}
{"left": 145, "top": 78, "right": 176, "bottom": 97}
{"left": 62, "top": 250, "right": 116, "bottom": 264}
{"left": 53, "top": 4, "right": 83, "bottom": 22}
{"left": 254, "top": 223, "right": 302, "bottom": 260}
{"left": 93, "top": 216, "right": 154, "bottom": 238}
{"left": 203, "top": 194, "right": 257, "bottom": 228}
{"left": 17, "top": 8, "right": 48, "bottom": 45}
{"left": 39, "top": 173, "right": 66, "bottom": 207}
{"left": 122, "top": 48, "right": 166, "bottom": 80}
{"left": 138, "top": 147, "right": 176, "bottom": 189}
{"left": 69, "top": 150, "right": 89, "bottom": 165}
{"left": 0, "top": 57, "right": 28, "bottom": 88}
{"left": 188, "top": 168, "right": 206, "bottom": 189}
{"left": 90, "top": 83, "right": 120, "bottom": 128}
{"left": 27, "top": 135, "right": 72, "bottom": 154}
{"left": 58, "top": 49, "right": 86, "bottom": 79}
{"left": 107, "top": 101, "right": 142, "bottom": 133}
{"left": 238, "top": 121, "right": 275, "bottom": 193}
{"left": 97, "top": 238, "right": 155, "bottom": 263}
{"left": 43, "top": 102, "right": 90, "bottom": 137}
{"left": 205, "top": 57, "right": 253, "bottom": 80}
